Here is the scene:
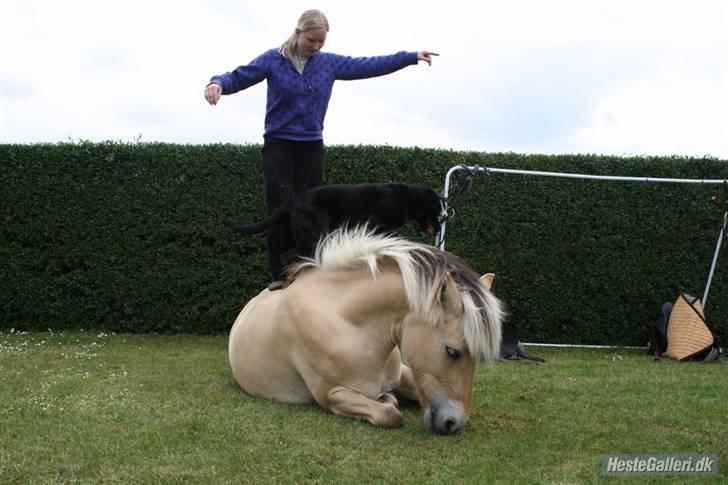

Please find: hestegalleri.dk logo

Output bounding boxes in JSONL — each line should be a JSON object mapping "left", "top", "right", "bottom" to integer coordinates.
{"left": 602, "top": 454, "right": 719, "bottom": 476}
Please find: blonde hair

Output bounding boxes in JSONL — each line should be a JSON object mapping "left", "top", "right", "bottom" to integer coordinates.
{"left": 281, "top": 9, "right": 329, "bottom": 57}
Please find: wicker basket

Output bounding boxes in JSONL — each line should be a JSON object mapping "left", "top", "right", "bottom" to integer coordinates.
{"left": 662, "top": 294, "right": 714, "bottom": 361}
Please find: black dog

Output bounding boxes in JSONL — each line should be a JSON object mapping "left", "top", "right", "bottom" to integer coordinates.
{"left": 231, "top": 182, "right": 443, "bottom": 270}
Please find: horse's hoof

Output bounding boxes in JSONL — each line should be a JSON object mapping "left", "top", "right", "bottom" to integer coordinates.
{"left": 376, "top": 404, "right": 404, "bottom": 428}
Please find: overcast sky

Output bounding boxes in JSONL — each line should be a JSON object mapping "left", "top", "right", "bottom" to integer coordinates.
{"left": 1, "top": 0, "right": 726, "bottom": 158}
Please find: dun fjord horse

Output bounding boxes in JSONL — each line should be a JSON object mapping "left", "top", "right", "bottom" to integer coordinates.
{"left": 229, "top": 226, "right": 503, "bottom": 435}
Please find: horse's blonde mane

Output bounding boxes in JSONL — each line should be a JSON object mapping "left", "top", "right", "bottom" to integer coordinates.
{"left": 287, "top": 225, "right": 503, "bottom": 361}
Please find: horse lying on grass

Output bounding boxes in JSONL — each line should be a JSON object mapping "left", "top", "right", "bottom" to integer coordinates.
{"left": 229, "top": 225, "right": 503, "bottom": 435}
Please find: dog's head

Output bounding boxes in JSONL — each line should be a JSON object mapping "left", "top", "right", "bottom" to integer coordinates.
{"left": 403, "top": 185, "right": 443, "bottom": 237}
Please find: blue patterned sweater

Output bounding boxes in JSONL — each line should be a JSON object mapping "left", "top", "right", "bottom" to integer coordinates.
{"left": 210, "top": 49, "right": 418, "bottom": 141}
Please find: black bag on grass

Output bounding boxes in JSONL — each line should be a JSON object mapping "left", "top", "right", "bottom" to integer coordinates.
{"left": 499, "top": 320, "right": 546, "bottom": 363}
{"left": 647, "top": 302, "right": 672, "bottom": 359}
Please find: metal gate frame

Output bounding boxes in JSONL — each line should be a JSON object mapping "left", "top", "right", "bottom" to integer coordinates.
{"left": 436, "top": 165, "right": 727, "bottom": 348}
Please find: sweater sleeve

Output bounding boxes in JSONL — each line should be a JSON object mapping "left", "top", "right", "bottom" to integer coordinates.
{"left": 208, "top": 50, "right": 271, "bottom": 95}
{"left": 332, "top": 51, "right": 418, "bottom": 81}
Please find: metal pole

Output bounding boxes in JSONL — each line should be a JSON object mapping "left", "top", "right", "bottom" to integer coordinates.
{"left": 522, "top": 343, "right": 647, "bottom": 350}
{"left": 481, "top": 166, "right": 727, "bottom": 185}
{"left": 703, "top": 211, "right": 727, "bottom": 306}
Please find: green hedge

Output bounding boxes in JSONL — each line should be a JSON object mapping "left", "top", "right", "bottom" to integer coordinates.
{"left": 1, "top": 142, "right": 726, "bottom": 345}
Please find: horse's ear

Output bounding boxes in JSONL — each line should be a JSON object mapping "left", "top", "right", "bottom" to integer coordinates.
{"left": 480, "top": 273, "right": 495, "bottom": 290}
{"left": 440, "top": 273, "right": 463, "bottom": 316}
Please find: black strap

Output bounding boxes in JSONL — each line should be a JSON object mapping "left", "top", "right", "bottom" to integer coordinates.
{"left": 437, "top": 166, "right": 480, "bottom": 247}
{"left": 439, "top": 165, "right": 479, "bottom": 224}
{"left": 723, "top": 180, "right": 728, "bottom": 236}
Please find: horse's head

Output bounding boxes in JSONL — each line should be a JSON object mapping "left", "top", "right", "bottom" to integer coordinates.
{"left": 399, "top": 272, "right": 501, "bottom": 435}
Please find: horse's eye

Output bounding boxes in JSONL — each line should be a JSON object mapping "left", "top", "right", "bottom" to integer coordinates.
{"left": 445, "top": 345, "right": 462, "bottom": 360}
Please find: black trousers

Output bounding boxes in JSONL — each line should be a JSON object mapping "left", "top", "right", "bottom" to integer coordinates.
{"left": 261, "top": 136, "right": 325, "bottom": 281}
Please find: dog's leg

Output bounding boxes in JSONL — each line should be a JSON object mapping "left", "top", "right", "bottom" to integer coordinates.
{"left": 290, "top": 210, "right": 329, "bottom": 260}
{"left": 280, "top": 248, "right": 300, "bottom": 267}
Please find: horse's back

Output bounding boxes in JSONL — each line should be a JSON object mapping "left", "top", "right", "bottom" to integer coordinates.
{"left": 229, "top": 268, "right": 405, "bottom": 406}
{"left": 228, "top": 288, "right": 314, "bottom": 404}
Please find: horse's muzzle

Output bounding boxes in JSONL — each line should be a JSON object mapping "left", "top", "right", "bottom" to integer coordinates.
{"left": 423, "top": 398, "right": 467, "bottom": 435}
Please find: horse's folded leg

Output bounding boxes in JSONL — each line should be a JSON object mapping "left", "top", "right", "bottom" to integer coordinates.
{"left": 377, "top": 392, "right": 399, "bottom": 407}
{"left": 326, "top": 387, "right": 404, "bottom": 429}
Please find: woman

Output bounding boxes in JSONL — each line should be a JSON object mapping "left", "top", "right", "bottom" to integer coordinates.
{"left": 205, "top": 9, "right": 438, "bottom": 290}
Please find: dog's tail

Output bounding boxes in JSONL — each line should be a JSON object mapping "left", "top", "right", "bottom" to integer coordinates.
{"left": 229, "top": 216, "right": 273, "bottom": 235}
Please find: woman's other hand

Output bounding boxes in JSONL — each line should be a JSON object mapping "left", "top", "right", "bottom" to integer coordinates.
{"left": 204, "top": 83, "right": 222, "bottom": 105}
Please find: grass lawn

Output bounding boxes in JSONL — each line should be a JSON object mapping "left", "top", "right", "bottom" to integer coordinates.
{"left": 1, "top": 330, "right": 725, "bottom": 483}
